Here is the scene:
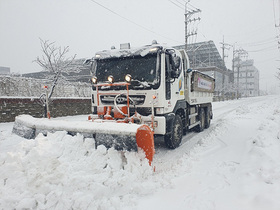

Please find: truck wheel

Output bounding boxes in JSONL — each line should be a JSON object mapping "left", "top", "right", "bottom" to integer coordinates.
{"left": 164, "top": 115, "right": 183, "bottom": 149}
{"left": 196, "top": 108, "right": 205, "bottom": 132}
{"left": 205, "top": 108, "right": 211, "bottom": 129}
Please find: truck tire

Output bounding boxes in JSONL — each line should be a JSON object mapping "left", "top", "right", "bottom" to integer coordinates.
{"left": 205, "top": 107, "right": 211, "bottom": 129}
{"left": 196, "top": 108, "right": 205, "bottom": 132}
{"left": 164, "top": 114, "right": 183, "bottom": 149}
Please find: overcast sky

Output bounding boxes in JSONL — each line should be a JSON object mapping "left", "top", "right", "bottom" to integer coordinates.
{"left": 0, "top": 0, "right": 279, "bottom": 92}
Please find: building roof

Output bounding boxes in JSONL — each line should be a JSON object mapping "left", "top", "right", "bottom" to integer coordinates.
{"left": 174, "top": 40, "right": 227, "bottom": 71}
{"left": 0, "top": 66, "right": 10, "bottom": 75}
{"left": 22, "top": 59, "right": 91, "bottom": 83}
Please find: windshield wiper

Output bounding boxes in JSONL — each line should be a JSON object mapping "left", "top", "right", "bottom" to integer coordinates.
{"left": 130, "top": 79, "right": 150, "bottom": 88}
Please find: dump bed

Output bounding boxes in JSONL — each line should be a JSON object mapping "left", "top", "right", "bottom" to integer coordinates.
{"left": 185, "top": 70, "right": 215, "bottom": 105}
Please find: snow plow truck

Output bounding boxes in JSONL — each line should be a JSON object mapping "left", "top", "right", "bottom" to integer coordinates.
{"left": 13, "top": 41, "right": 215, "bottom": 165}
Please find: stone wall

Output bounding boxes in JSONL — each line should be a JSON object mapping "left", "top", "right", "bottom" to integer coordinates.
{"left": 0, "top": 97, "right": 91, "bottom": 123}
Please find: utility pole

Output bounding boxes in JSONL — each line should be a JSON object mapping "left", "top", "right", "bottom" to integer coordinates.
{"left": 185, "top": 1, "right": 201, "bottom": 51}
{"left": 220, "top": 37, "right": 232, "bottom": 64}
{"left": 219, "top": 36, "right": 232, "bottom": 100}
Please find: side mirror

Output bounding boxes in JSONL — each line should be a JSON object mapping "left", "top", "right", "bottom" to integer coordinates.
{"left": 83, "top": 58, "right": 93, "bottom": 65}
{"left": 187, "top": 68, "right": 192, "bottom": 73}
{"left": 171, "top": 56, "right": 181, "bottom": 78}
{"left": 171, "top": 56, "right": 181, "bottom": 70}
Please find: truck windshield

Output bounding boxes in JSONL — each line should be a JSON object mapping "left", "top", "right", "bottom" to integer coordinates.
{"left": 94, "top": 54, "right": 160, "bottom": 90}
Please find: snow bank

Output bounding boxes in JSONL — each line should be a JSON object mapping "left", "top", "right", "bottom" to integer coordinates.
{"left": 0, "top": 131, "right": 155, "bottom": 209}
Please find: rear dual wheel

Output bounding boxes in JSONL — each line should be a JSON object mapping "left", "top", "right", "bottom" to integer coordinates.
{"left": 164, "top": 115, "right": 183, "bottom": 149}
{"left": 196, "top": 107, "right": 211, "bottom": 132}
{"left": 196, "top": 108, "right": 205, "bottom": 132}
{"left": 205, "top": 108, "right": 211, "bottom": 129}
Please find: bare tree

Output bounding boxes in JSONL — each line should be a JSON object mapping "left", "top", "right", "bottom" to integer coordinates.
{"left": 34, "top": 39, "right": 79, "bottom": 117}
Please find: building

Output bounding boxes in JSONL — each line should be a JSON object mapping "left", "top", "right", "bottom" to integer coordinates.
{"left": 174, "top": 41, "right": 234, "bottom": 99}
{"left": 233, "top": 59, "right": 259, "bottom": 97}
{"left": 22, "top": 59, "right": 91, "bottom": 83}
{"left": 0, "top": 66, "right": 10, "bottom": 75}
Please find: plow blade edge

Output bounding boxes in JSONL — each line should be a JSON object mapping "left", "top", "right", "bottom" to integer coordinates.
{"left": 13, "top": 115, "right": 155, "bottom": 164}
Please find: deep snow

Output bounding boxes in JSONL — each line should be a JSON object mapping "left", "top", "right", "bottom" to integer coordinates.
{"left": 0, "top": 95, "right": 280, "bottom": 210}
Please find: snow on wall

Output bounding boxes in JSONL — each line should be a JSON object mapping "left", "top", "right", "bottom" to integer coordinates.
{"left": 0, "top": 76, "right": 91, "bottom": 98}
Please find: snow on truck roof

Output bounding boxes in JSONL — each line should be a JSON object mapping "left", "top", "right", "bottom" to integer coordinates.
{"left": 94, "top": 43, "right": 178, "bottom": 60}
{"left": 94, "top": 44, "right": 162, "bottom": 59}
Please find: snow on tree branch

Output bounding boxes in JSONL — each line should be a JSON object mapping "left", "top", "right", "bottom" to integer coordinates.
{"left": 34, "top": 39, "right": 80, "bottom": 117}
{"left": 34, "top": 39, "right": 80, "bottom": 99}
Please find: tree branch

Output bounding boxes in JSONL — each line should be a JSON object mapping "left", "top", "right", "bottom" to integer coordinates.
{"left": 34, "top": 38, "right": 78, "bottom": 102}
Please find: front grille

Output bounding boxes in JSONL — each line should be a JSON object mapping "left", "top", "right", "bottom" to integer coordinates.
{"left": 135, "top": 107, "right": 152, "bottom": 116}
{"left": 100, "top": 95, "right": 145, "bottom": 105}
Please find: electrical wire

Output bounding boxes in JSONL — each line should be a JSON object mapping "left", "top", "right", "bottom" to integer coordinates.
{"left": 279, "top": 0, "right": 280, "bottom": 24}
{"left": 251, "top": 56, "right": 280, "bottom": 65}
{"left": 188, "top": 2, "right": 200, "bottom": 11}
{"left": 89, "top": 0, "right": 184, "bottom": 44}
{"left": 246, "top": 45, "right": 277, "bottom": 53}
{"left": 175, "top": 0, "right": 185, "bottom": 7}
{"left": 239, "top": 36, "right": 278, "bottom": 47}
{"left": 170, "top": 0, "right": 201, "bottom": 13}
{"left": 273, "top": 0, "right": 278, "bottom": 26}
{"left": 168, "top": 0, "right": 184, "bottom": 10}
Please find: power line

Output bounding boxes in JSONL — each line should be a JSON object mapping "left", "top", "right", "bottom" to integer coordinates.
{"left": 89, "top": 0, "right": 183, "bottom": 44}
{"left": 278, "top": 0, "right": 280, "bottom": 23}
{"left": 168, "top": 0, "right": 184, "bottom": 10}
{"left": 256, "top": 56, "right": 279, "bottom": 64}
{"left": 188, "top": 2, "right": 200, "bottom": 11}
{"left": 246, "top": 45, "right": 278, "bottom": 53}
{"left": 170, "top": 0, "right": 200, "bottom": 12}
{"left": 273, "top": 0, "right": 278, "bottom": 27}
{"left": 239, "top": 36, "right": 278, "bottom": 47}
{"left": 174, "top": 0, "right": 185, "bottom": 7}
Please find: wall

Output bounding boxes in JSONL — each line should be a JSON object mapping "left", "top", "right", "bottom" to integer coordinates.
{"left": 0, "top": 76, "right": 91, "bottom": 98}
{"left": 0, "top": 97, "right": 91, "bottom": 123}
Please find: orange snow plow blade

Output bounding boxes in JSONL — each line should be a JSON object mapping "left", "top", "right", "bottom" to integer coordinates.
{"left": 136, "top": 125, "right": 155, "bottom": 165}
{"left": 13, "top": 115, "right": 155, "bottom": 165}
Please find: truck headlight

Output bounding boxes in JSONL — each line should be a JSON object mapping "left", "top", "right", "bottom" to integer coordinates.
{"left": 108, "top": 75, "right": 114, "bottom": 83}
{"left": 125, "top": 74, "right": 132, "bottom": 82}
{"left": 91, "top": 76, "right": 97, "bottom": 84}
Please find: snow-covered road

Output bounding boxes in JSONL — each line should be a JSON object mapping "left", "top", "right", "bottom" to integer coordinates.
{"left": 138, "top": 95, "right": 280, "bottom": 210}
{"left": 1, "top": 95, "right": 280, "bottom": 210}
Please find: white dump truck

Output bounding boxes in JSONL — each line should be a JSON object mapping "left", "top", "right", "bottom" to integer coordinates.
{"left": 13, "top": 41, "right": 215, "bottom": 164}
{"left": 87, "top": 41, "right": 215, "bottom": 161}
